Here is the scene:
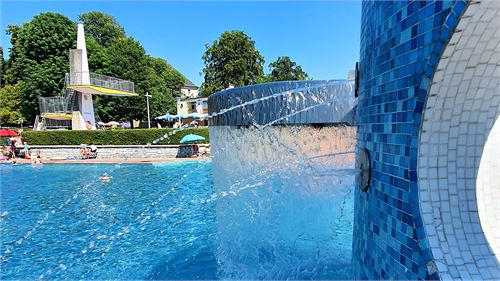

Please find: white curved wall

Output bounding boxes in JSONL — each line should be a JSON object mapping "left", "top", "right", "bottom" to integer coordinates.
{"left": 418, "top": 1, "right": 500, "bottom": 280}
{"left": 477, "top": 117, "right": 500, "bottom": 258}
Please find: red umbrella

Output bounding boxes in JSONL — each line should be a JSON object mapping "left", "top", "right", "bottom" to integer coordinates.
{"left": 0, "top": 129, "right": 19, "bottom": 137}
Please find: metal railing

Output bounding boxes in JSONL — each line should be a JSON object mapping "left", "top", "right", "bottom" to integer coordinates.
{"left": 65, "top": 72, "right": 135, "bottom": 93}
{"left": 38, "top": 90, "right": 78, "bottom": 115}
{"left": 38, "top": 96, "right": 72, "bottom": 114}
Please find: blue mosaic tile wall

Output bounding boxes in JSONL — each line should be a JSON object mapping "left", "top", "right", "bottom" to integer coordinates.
{"left": 353, "top": 1, "right": 468, "bottom": 280}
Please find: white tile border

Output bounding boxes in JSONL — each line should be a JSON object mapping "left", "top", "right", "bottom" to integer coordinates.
{"left": 418, "top": 1, "right": 500, "bottom": 280}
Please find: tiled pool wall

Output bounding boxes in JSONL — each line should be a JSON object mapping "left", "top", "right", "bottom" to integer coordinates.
{"left": 354, "top": 0, "right": 499, "bottom": 280}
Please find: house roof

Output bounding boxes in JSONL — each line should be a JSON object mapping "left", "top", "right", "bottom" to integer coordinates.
{"left": 183, "top": 78, "right": 199, "bottom": 89}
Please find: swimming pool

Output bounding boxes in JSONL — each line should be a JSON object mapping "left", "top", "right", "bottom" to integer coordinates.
{"left": 0, "top": 161, "right": 353, "bottom": 279}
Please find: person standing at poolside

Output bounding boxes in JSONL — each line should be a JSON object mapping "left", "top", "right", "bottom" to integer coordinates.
{"left": 9, "top": 140, "right": 17, "bottom": 159}
{"left": 193, "top": 143, "right": 199, "bottom": 157}
{"left": 22, "top": 142, "right": 30, "bottom": 159}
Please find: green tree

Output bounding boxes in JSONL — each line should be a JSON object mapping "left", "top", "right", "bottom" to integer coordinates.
{"left": 200, "top": 30, "right": 264, "bottom": 96}
{"left": 78, "top": 12, "right": 125, "bottom": 47}
{"left": 4, "top": 24, "right": 22, "bottom": 85}
{"left": 268, "top": 56, "right": 309, "bottom": 81}
{"left": 144, "top": 56, "right": 185, "bottom": 117}
{"left": 86, "top": 36, "right": 111, "bottom": 74}
{"left": 0, "top": 47, "right": 5, "bottom": 87}
{"left": 12, "top": 13, "right": 76, "bottom": 122}
{"left": 94, "top": 36, "right": 148, "bottom": 122}
{"left": 0, "top": 83, "right": 23, "bottom": 126}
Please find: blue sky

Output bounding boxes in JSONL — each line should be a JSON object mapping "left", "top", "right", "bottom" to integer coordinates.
{"left": 1, "top": 1, "right": 361, "bottom": 86}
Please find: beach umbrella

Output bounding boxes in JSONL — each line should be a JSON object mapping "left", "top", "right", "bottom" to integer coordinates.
{"left": 155, "top": 114, "right": 174, "bottom": 121}
{"left": 0, "top": 129, "right": 19, "bottom": 137}
{"left": 180, "top": 134, "right": 205, "bottom": 144}
{"left": 107, "top": 121, "right": 120, "bottom": 126}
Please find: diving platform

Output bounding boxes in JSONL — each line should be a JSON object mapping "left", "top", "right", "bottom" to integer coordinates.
{"left": 35, "top": 23, "right": 137, "bottom": 131}
{"left": 65, "top": 72, "right": 137, "bottom": 96}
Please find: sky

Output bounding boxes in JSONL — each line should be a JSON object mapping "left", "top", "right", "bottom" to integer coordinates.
{"left": 1, "top": 1, "right": 361, "bottom": 86}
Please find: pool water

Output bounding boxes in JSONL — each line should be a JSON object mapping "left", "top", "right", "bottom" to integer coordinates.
{"left": 0, "top": 161, "right": 353, "bottom": 280}
{"left": 1, "top": 162, "right": 215, "bottom": 280}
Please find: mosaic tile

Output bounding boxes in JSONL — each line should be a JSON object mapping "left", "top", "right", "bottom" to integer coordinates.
{"left": 353, "top": 1, "right": 470, "bottom": 280}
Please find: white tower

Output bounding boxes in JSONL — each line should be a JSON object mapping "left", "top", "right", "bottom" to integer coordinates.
{"left": 38, "top": 24, "right": 136, "bottom": 131}
{"left": 69, "top": 24, "right": 96, "bottom": 130}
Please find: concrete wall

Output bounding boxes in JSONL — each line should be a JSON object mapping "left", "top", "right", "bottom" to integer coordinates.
{"left": 29, "top": 145, "right": 210, "bottom": 159}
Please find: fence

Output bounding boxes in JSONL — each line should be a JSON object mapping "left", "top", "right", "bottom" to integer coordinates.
{"left": 65, "top": 72, "right": 135, "bottom": 93}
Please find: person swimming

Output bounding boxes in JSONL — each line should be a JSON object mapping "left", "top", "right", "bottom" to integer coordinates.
{"left": 100, "top": 172, "right": 112, "bottom": 182}
{"left": 31, "top": 150, "right": 42, "bottom": 164}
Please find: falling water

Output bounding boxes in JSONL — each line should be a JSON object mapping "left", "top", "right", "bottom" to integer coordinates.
{"left": 208, "top": 80, "right": 358, "bottom": 279}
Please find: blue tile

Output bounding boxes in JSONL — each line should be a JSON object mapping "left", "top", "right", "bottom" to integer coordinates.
{"left": 353, "top": 0, "right": 469, "bottom": 280}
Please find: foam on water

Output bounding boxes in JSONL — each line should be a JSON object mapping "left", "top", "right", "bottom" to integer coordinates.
{"left": 208, "top": 80, "right": 357, "bottom": 279}
{"left": 210, "top": 125, "right": 356, "bottom": 279}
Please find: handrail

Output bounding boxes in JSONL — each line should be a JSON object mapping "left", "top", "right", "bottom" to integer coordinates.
{"left": 65, "top": 72, "right": 135, "bottom": 93}
{"left": 38, "top": 96, "right": 71, "bottom": 114}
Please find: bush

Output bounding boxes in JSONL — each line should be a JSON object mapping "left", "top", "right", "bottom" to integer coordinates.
{"left": 22, "top": 128, "right": 210, "bottom": 145}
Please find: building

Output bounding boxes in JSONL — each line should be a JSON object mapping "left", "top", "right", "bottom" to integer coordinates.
{"left": 180, "top": 78, "right": 199, "bottom": 99}
{"left": 175, "top": 96, "right": 208, "bottom": 127}
{"left": 176, "top": 97, "right": 208, "bottom": 116}
{"left": 35, "top": 24, "right": 136, "bottom": 131}
{"left": 171, "top": 79, "right": 208, "bottom": 126}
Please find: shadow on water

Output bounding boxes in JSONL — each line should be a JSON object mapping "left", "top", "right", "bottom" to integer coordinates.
{"left": 147, "top": 245, "right": 352, "bottom": 280}
{"left": 147, "top": 245, "right": 218, "bottom": 280}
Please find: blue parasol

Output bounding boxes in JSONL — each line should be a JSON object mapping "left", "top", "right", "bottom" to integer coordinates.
{"left": 155, "top": 114, "right": 174, "bottom": 121}
{"left": 180, "top": 134, "right": 205, "bottom": 144}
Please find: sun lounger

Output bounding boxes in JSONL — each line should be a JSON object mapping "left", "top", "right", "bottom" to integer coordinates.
{"left": 50, "top": 156, "right": 66, "bottom": 161}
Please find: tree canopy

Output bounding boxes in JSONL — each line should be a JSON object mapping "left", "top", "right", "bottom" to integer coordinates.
{"left": 94, "top": 37, "right": 148, "bottom": 122}
{"left": 200, "top": 31, "right": 310, "bottom": 96}
{"left": 0, "top": 83, "right": 23, "bottom": 126}
{"left": 268, "top": 56, "right": 309, "bottom": 81}
{"left": 78, "top": 12, "right": 125, "bottom": 47}
{"left": 143, "top": 56, "right": 185, "bottom": 118}
{"left": 0, "top": 47, "right": 5, "bottom": 87}
{"left": 7, "top": 13, "right": 76, "bottom": 121}
{"left": 200, "top": 30, "right": 264, "bottom": 96}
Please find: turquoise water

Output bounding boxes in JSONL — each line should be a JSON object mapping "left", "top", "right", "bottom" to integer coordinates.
{"left": 0, "top": 161, "right": 353, "bottom": 280}
{"left": 0, "top": 162, "right": 216, "bottom": 280}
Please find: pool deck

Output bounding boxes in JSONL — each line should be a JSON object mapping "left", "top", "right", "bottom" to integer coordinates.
{"left": 12, "top": 157, "right": 209, "bottom": 164}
